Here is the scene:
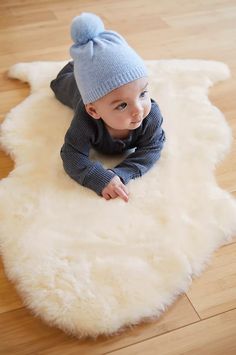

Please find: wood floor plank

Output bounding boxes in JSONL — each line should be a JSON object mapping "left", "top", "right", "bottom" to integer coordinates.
{"left": 0, "top": 259, "right": 23, "bottom": 314}
{"left": 108, "top": 309, "right": 236, "bottom": 355}
{"left": 186, "top": 243, "right": 236, "bottom": 319}
{"left": 0, "top": 151, "right": 14, "bottom": 179}
{"left": 0, "top": 295, "right": 199, "bottom": 355}
{"left": 0, "top": 307, "right": 70, "bottom": 355}
{"left": 0, "top": 10, "right": 57, "bottom": 30}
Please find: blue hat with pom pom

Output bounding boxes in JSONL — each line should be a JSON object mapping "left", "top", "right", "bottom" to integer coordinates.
{"left": 70, "top": 13, "right": 148, "bottom": 104}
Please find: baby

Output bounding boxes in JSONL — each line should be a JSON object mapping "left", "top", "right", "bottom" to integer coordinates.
{"left": 50, "top": 13, "right": 165, "bottom": 202}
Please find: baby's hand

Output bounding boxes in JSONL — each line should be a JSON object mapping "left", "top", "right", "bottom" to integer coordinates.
{"left": 102, "top": 175, "right": 129, "bottom": 202}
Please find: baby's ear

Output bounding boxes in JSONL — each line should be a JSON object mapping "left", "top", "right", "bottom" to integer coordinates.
{"left": 85, "top": 103, "right": 101, "bottom": 119}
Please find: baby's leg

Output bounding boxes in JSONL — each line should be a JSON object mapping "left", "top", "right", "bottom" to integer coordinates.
{"left": 50, "top": 61, "right": 81, "bottom": 110}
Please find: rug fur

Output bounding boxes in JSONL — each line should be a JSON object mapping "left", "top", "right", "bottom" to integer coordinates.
{"left": 0, "top": 60, "right": 236, "bottom": 338}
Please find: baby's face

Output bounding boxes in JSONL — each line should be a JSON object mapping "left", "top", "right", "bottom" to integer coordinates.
{"left": 85, "top": 77, "right": 151, "bottom": 132}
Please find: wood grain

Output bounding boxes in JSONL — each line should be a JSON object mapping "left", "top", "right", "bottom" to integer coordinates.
{"left": 186, "top": 243, "right": 236, "bottom": 319}
{"left": 109, "top": 309, "right": 236, "bottom": 355}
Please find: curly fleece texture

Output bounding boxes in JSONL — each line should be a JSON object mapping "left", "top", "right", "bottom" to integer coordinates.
{"left": 0, "top": 59, "right": 235, "bottom": 338}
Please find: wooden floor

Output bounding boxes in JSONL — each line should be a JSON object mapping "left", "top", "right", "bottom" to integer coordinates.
{"left": 0, "top": 0, "right": 236, "bottom": 354}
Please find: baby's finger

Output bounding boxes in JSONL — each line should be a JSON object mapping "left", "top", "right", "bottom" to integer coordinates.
{"left": 115, "top": 186, "right": 129, "bottom": 202}
{"left": 102, "top": 192, "right": 111, "bottom": 200}
{"left": 108, "top": 190, "right": 119, "bottom": 199}
{"left": 121, "top": 183, "right": 129, "bottom": 196}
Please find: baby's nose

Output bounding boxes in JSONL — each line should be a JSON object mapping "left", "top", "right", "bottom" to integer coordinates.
{"left": 131, "top": 104, "right": 142, "bottom": 117}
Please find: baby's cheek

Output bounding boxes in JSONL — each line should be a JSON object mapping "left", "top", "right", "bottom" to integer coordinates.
{"left": 145, "top": 101, "right": 151, "bottom": 117}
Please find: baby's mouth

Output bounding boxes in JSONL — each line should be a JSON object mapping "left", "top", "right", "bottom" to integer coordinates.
{"left": 131, "top": 119, "right": 142, "bottom": 124}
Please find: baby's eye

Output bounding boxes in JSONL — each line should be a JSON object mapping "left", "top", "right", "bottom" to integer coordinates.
{"left": 115, "top": 102, "right": 127, "bottom": 111}
{"left": 140, "top": 90, "right": 148, "bottom": 98}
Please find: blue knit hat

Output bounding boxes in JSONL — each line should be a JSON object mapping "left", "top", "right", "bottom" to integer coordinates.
{"left": 70, "top": 13, "right": 148, "bottom": 104}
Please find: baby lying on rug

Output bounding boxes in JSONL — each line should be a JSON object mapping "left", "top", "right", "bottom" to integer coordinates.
{"left": 50, "top": 13, "right": 165, "bottom": 202}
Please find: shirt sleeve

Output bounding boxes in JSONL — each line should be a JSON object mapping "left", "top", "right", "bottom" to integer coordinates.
{"left": 60, "top": 105, "right": 115, "bottom": 195}
{"left": 110, "top": 101, "right": 166, "bottom": 184}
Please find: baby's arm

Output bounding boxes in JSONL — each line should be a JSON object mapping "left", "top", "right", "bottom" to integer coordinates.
{"left": 61, "top": 109, "right": 128, "bottom": 201}
{"left": 61, "top": 123, "right": 115, "bottom": 195}
{"left": 61, "top": 145, "right": 115, "bottom": 194}
{"left": 61, "top": 145, "right": 128, "bottom": 202}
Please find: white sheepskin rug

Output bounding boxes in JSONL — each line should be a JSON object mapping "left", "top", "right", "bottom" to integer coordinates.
{"left": 0, "top": 60, "right": 236, "bottom": 338}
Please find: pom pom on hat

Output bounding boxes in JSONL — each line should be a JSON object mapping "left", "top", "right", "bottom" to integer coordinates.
{"left": 71, "top": 13, "right": 105, "bottom": 45}
{"left": 70, "top": 13, "right": 147, "bottom": 103}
